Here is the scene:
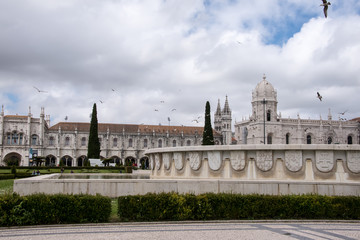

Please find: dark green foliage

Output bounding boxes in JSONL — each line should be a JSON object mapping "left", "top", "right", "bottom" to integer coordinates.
{"left": 11, "top": 166, "right": 16, "bottom": 174}
{"left": 202, "top": 101, "right": 214, "bottom": 145}
{"left": 0, "top": 174, "right": 15, "bottom": 180}
{"left": 0, "top": 193, "right": 111, "bottom": 226}
{"left": 87, "top": 103, "right": 100, "bottom": 159}
{"left": 4, "top": 157, "right": 19, "bottom": 166}
{"left": 118, "top": 193, "right": 360, "bottom": 221}
{"left": 125, "top": 166, "right": 133, "bottom": 173}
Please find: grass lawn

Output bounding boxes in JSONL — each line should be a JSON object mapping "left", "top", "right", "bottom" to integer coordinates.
{"left": 0, "top": 179, "right": 14, "bottom": 195}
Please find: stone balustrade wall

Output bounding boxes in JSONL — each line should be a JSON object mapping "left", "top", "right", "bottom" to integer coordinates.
{"left": 146, "top": 144, "right": 360, "bottom": 182}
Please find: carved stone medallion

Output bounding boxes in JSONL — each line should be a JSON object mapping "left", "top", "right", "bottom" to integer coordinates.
{"left": 155, "top": 154, "right": 161, "bottom": 170}
{"left": 255, "top": 151, "right": 273, "bottom": 171}
{"left": 347, "top": 151, "right": 360, "bottom": 173}
{"left": 208, "top": 151, "right": 221, "bottom": 171}
{"left": 189, "top": 152, "right": 201, "bottom": 171}
{"left": 230, "top": 151, "right": 246, "bottom": 171}
{"left": 163, "top": 153, "right": 171, "bottom": 170}
{"left": 315, "top": 151, "right": 334, "bottom": 172}
{"left": 149, "top": 155, "right": 155, "bottom": 170}
{"left": 285, "top": 151, "right": 303, "bottom": 172}
{"left": 174, "top": 152, "right": 184, "bottom": 171}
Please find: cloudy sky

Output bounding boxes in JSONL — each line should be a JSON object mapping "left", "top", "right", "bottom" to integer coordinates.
{"left": 1, "top": 0, "right": 360, "bottom": 128}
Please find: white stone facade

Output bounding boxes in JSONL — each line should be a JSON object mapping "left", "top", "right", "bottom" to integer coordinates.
{"left": 0, "top": 106, "right": 222, "bottom": 167}
{"left": 235, "top": 76, "right": 360, "bottom": 145}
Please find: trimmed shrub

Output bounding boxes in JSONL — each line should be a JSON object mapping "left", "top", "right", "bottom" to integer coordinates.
{"left": 0, "top": 174, "right": 15, "bottom": 180}
{"left": 118, "top": 193, "right": 360, "bottom": 221}
{"left": 0, "top": 193, "right": 111, "bottom": 226}
{"left": 125, "top": 166, "right": 132, "bottom": 173}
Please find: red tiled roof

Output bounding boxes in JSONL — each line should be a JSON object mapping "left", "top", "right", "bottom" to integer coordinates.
{"left": 4, "top": 115, "right": 28, "bottom": 119}
{"left": 49, "top": 122, "right": 221, "bottom": 136}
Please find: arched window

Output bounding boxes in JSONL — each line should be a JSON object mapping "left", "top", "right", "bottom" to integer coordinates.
{"left": 348, "top": 135, "right": 353, "bottom": 145}
{"left": 9, "top": 132, "right": 23, "bottom": 145}
{"left": 129, "top": 138, "right": 133, "bottom": 148}
{"left": 267, "top": 134, "right": 272, "bottom": 144}
{"left": 49, "top": 136, "right": 55, "bottom": 146}
{"left": 286, "top": 133, "right": 290, "bottom": 144}
{"left": 113, "top": 138, "right": 118, "bottom": 147}
{"left": 12, "top": 132, "right": 18, "bottom": 144}
{"left": 172, "top": 140, "right": 176, "bottom": 147}
{"left": 81, "top": 137, "right": 86, "bottom": 146}
{"left": 31, "top": 135, "right": 38, "bottom": 145}
{"left": 307, "top": 135, "right": 312, "bottom": 144}
{"left": 65, "top": 137, "right": 70, "bottom": 146}
{"left": 158, "top": 139, "right": 162, "bottom": 148}
{"left": 327, "top": 137, "right": 332, "bottom": 144}
{"left": 143, "top": 139, "right": 148, "bottom": 148}
{"left": 267, "top": 110, "right": 271, "bottom": 121}
{"left": 186, "top": 140, "right": 191, "bottom": 146}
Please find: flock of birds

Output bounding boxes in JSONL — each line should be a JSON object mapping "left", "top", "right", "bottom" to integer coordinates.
{"left": 32, "top": 0, "right": 335, "bottom": 124}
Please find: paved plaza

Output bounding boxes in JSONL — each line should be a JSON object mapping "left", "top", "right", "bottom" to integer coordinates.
{"left": 1, "top": 221, "right": 360, "bottom": 240}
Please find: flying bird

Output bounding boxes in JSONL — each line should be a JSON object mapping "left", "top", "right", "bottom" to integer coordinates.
{"left": 171, "top": 109, "right": 176, "bottom": 111}
{"left": 317, "top": 92, "right": 322, "bottom": 101}
{"left": 99, "top": 100, "right": 104, "bottom": 104}
{"left": 320, "top": 0, "right": 331, "bottom": 18}
{"left": 338, "top": 110, "right": 348, "bottom": 115}
{"left": 111, "top": 89, "right": 115, "bottom": 91}
{"left": 160, "top": 101, "right": 165, "bottom": 103}
{"left": 154, "top": 109, "right": 159, "bottom": 112}
{"left": 192, "top": 119, "right": 199, "bottom": 123}
{"left": 33, "top": 86, "right": 47, "bottom": 93}
{"left": 64, "top": 116, "right": 68, "bottom": 121}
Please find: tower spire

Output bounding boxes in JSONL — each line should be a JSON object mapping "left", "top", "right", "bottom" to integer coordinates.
{"left": 222, "top": 95, "right": 231, "bottom": 114}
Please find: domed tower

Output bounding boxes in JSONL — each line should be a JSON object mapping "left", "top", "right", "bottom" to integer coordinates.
{"left": 251, "top": 75, "right": 278, "bottom": 123}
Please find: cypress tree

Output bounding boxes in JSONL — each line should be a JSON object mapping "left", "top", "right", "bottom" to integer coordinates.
{"left": 87, "top": 103, "right": 101, "bottom": 159}
{"left": 202, "top": 101, "right": 214, "bottom": 145}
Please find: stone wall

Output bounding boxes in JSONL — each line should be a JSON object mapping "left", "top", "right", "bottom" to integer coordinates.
{"left": 146, "top": 144, "right": 360, "bottom": 183}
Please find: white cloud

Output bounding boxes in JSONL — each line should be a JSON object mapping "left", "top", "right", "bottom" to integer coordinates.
{"left": 0, "top": 0, "right": 360, "bottom": 127}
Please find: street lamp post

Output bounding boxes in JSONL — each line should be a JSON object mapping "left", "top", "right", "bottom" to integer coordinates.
{"left": 262, "top": 98, "right": 267, "bottom": 144}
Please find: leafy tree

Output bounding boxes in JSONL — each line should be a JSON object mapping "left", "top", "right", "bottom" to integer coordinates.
{"left": 202, "top": 101, "right": 214, "bottom": 145}
{"left": 87, "top": 103, "right": 101, "bottom": 159}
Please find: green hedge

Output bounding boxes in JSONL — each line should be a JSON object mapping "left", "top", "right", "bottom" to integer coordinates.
{"left": 0, "top": 174, "right": 15, "bottom": 180}
{"left": 0, "top": 173, "right": 33, "bottom": 180}
{"left": 0, "top": 193, "right": 111, "bottom": 226}
{"left": 118, "top": 193, "right": 360, "bottom": 221}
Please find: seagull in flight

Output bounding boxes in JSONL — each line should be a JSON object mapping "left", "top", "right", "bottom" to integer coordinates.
{"left": 320, "top": 0, "right": 331, "bottom": 18}
{"left": 99, "top": 100, "right": 104, "bottom": 104}
{"left": 33, "top": 86, "right": 47, "bottom": 93}
{"left": 338, "top": 110, "right": 348, "bottom": 115}
{"left": 171, "top": 108, "right": 176, "bottom": 111}
{"left": 192, "top": 119, "right": 199, "bottom": 123}
{"left": 160, "top": 101, "right": 165, "bottom": 103}
{"left": 65, "top": 116, "right": 68, "bottom": 121}
{"left": 154, "top": 109, "right": 159, "bottom": 112}
{"left": 317, "top": 92, "right": 323, "bottom": 101}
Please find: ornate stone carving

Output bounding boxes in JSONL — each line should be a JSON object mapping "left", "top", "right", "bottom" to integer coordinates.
{"left": 155, "top": 154, "right": 161, "bottom": 170}
{"left": 208, "top": 151, "right": 222, "bottom": 171}
{"left": 315, "top": 151, "right": 334, "bottom": 172}
{"left": 255, "top": 151, "right": 273, "bottom": 171}
{"left": 230, "top": 151, "right": 246, "bottom": 171}
{"left": 347, "top": 151, "right": 360, "bottom": 173}
{"left": 285, "top": 151, "right": 303, "bottom": 172}
{"left": 189, "top": 152, "right": 201, "bottom": 171}
{"left": 174, "top": 152, "right": 184, "bottom": 171}
{"left": 163, "top": 153, "right": 171, "bottom": 170}
{"left": 149, "top": 155, "right": 155, "bottom": 170}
